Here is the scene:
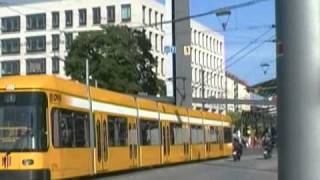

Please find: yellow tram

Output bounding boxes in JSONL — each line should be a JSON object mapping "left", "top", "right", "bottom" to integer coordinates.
{"left": 0, "top": 75, "right": 232, "bottom": 180}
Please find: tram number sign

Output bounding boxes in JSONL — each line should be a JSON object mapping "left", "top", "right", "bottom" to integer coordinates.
{"left": 50, "top": 93, "right": 62, "bottom": 104}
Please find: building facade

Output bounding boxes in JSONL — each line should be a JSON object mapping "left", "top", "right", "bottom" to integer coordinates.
{"left": 226, "top": 72, "right": 251, "bottom": 112}
{"left": 190, "top": 20, "right": 226, "bottom": 112}
{"left": 0, "top": 0, "right": 166, "bottom": 80}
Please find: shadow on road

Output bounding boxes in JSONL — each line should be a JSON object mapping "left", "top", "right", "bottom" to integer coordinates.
{"left": 199, "top": 161, "right": 277, "bottom": 173}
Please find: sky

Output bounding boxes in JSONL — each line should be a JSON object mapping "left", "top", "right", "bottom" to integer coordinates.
{"left": 189, "top": 0, "right": 276, "bottom": 85}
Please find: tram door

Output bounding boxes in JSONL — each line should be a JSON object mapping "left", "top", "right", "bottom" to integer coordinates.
{"left": 205, "top": 126, "right": 211, "bottom": 156}
{"left": 161, "top": 121, "right": 170, "bottom": 163}
{"left": 183, "top": 124, "right": 190, "bottom": 160}
{"left": 95, "top": 112, "right": 108, "bottom": 172}
{"left": 218, "top": 127, "right": 224, "bottom": 155}
{"left": 128, "top": 118, "right": 138, "bottom": 167}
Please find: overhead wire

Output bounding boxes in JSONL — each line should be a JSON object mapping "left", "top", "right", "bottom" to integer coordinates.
{"left": 226, "top": 35, "right": 274, "bottom": 69}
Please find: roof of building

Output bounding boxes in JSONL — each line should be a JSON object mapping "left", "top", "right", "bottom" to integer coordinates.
{"left": 226, "top": 71, "right": 249, "bottom": 87}
{"left": 190, "top": 19, "right": 223, "bottom": 39}
{"left": 248, "top": 78, "right": 276, "bottom": 97}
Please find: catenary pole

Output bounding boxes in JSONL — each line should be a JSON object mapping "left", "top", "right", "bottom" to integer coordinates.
{"left": 202, "top": 68, "right": 205, "bottom": 110}
{"left": 276, "top": 0, "right": 320, "bottom": 179}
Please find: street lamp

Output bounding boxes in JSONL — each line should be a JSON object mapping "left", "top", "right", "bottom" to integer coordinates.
{"left": 260, "top": 62, "right": 270, "bottom": 75}
{"left": 216, "top": 9, "right": 231, "bottom": 31}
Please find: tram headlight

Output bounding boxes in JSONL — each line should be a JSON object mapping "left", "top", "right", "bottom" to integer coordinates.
{"left": 22, "top": 159, "right": 34, "bottom": 166}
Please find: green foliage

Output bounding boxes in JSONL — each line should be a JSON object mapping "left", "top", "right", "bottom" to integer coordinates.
{"left": 228, "top": 112, "right": 242, "bottom": 127}
{"left": 65, "top": 25, "right": 166, "bottom": 95}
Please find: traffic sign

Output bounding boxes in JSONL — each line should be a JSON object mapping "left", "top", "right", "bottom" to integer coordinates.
{"left": 164, "top": 45, "right": 176, "bottom": 54}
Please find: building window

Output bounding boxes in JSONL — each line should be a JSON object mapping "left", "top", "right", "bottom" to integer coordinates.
{"left": 26, "top": 36, "right": 46, "bottom": 53}
{"left": 214, "top": 74, "right": 217, "bottom": 87}
{"left": 93, "top": 7, "right": 101, "bottom": 25}
{"left": 149, "top": 32, "right": 153, "bottom": 50}
{"left": 79, "top": 9, "right": 87, "bottom": 26}
{"left": 160, "top": 36, "right": 163, "bottom": 53}
{"left": 155, "top": 11, "right": 158, "bottom": 28}
{"left": 202, "top": 34, "right": 205, "bottom": 47}
{"left": 65, "top": 33, "right": 73, "bottom": 50}
{"left": 161, "top": 58, "right": 164, "bottom": 75}
{"left": 160, "top": 14, "right": 163, "bottom": 30}
{"left": 52, "top": 12, "right": 59, "bottom": 29}
{"left": 26, "top": 13, "right": 46, "bottom": 30}
{"left": 1, "top": 61, "right": 20, "bottom": 76}
{"left": 52, "top": 57, "right": 59, "bottom": 74}
{"left": 65, "top": 10, "right": 73, "bottom": 27}
{"left": 107, "top": 6, "right": 115, "bottom": 23}
{"left": 155, "top": 56, "right": 159, "bottom": 74}
{"left": 26, "top": 58, "right": 46, "bottom": 74}
{"left": 206, "top": 36, "right": 208, "bottom": 49}
{"left": 1, "top": 38, "right": 20, "bottom": 55}
{"left": 149, "top": 8, "right": 152, "bottom": 25}
{"left": 142, "top": 6, "right": 146, "bottom": 24}
{"left": 1, "top": 16, "right": 20, "bottom": 33}
{"left": 121, "top": 4, "right": 131, "bottom": 22}
{"left": 155, "top": 34, "right": 158, "bottom": 52}
{"left": 52, "top": 34, "right": 60, "bottom": 51}
{"left": 211, "top": 73, "right": 214, "bottom": 86}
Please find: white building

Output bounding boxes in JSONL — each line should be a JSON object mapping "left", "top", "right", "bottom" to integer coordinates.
{"left": 0, "top": 0, "right": 166, "bottom": 80}
{"left": 190, "top": 20, "right": 226, "bottom": 112}
{"left": 226, "top": 72, "right": 251, "bottom": 112}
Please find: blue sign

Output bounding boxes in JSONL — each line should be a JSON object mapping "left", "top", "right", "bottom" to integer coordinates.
{"left": 164, "top": 46, "right": 176, "bottom": 55}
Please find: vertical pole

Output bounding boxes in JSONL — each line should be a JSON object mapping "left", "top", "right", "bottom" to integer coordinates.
{"left": 225, "top": 73, "right": 228, "bottom": 113}
{"left": 171, "top": 0, "right": 177, "bottom": 105}
{"left": 276, "top": 1, "right": 320, "bottom": 179}
{"left": 201, "top": 68, "right": 205, "bottom": 110}
{"left": 86, "top": 59, "right": 89, "bottom": 86}
{"left": 86, "top": 59, "right": 95, "bottom": 173}
{"left": 240, "top": 111, "right": 243, "bottom": 139}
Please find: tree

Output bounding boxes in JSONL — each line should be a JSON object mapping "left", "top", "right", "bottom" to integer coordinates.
{"left": 65, "top": 25, "right": 166, "bottom": 96}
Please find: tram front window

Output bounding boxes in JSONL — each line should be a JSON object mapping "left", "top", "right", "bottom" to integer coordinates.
{"left": 0, "top": 92, "right": 47, "bottom": 152}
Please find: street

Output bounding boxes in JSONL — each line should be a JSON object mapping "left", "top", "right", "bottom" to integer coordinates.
{"left": 93, "top": 150, "right": 277, "bottom": 180}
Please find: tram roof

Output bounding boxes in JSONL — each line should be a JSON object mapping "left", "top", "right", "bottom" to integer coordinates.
{"left": 0, "top": 75, "right": 230, "bottom": 122}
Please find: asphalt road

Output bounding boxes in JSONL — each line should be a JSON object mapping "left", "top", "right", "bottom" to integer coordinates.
{"left": 93, "top": 149, "right": 277, "bottom": 180}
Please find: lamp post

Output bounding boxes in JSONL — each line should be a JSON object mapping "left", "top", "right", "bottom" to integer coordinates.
{"left": 85, "top": 58, "right": 95, "bottom": 173}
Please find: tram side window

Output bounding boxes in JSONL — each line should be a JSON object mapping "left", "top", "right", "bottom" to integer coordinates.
{"left": 208, "top": 127, "right": 218, "bottom": 144}
{"left": 108, "top": 116, "right": 127, "bottom": 146}
{"left": 52, "top": 108, "right": 90, "bottom": 148}
{"left": 170, "top": 123, "right": 183, "bottom": 145}
{"left": 182, "top": 126, "right": 190, "bottom": 144}
{"left": 140, "top": 119, "right": 160, "bottom": 145}
{"left": 191, "top": 125, "right": 204, "bottom": 144}
{"left": 224, "top": 127, "right": 232, "bottom": 143}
